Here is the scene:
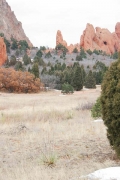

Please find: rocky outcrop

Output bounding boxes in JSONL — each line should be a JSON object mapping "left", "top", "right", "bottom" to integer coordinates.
{"left": 56, "top": 30, "right": 80, "bottom": 53}
{"left": 68, "top": 43, "right": 80, "bottom": 53}
{"left": 0, "top": 37, "right": 7, "bottom": 66}
{"left": 80, "top": 24, "right": 95, "bottom": 51}
{"left": 0, "top": 0, "right": 32, "bottom": 46}
{"left": 80, "top": 23, "right": 120, "bottom": 54}
{"left": 56, "top": 23, "right": 120, "bottom": 54}
{"left": 56, "top": 30, "right": 67, "bottom": 48}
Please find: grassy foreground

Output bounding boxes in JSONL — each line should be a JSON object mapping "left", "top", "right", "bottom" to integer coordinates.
{"left": 0, "top": 86, "right": 119, "bottom": 180}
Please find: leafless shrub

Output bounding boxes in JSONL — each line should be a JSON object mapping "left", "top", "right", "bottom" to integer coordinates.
{"left": 76, "top": 102, "right": 94, "bottom": 111}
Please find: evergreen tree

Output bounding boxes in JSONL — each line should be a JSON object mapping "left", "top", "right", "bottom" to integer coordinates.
{"left": 91, "top": 97, "right": 102, "bottom": 118}
{"left": 34, "top": 56, "right": 45, "bottom": 66}
{"left": 40, "top": 46, "right": 46, "bottom": 51}
{"left": 81, "top": 65, "right": 86, "bottom": 85}
{"left": 45, "top": 51, "right": 52, "bottom": 58}
{"left": 86, "top": 49, "right": 93, "bottom": 55}
{"left": 32, "top": 63, "right": 39, "bottom": 78}
{"left": 93, "top": 61, "right": 108, "bottom": 84}
{"left": 36, "top": 50, "right": 43, "bottom": 58}
{"left": 18, "top": 40, "right": 29, "bottom": 51}
{"left": 14, "top": 61, "right": 24, "bottom": 71}
{"left": 101, "top": 54, "right": 120, "bottom": 157}
{"left": 11, "top": 37, "right": 18, "bottom": 50}
{"left": 85, "top": 70, "right": 96, "bottom": 88}
{"left": 41, "top": 67, "right": 47, "bottom": 75}
{"left": 72, "top": 66, "right": 83, "bottom": 91}
{"left": 23, "top": 54, "right": 31, "bottom": 65}
{"left": 73, "top": 48, "right": 78, "bottom": 53}
{"left": 76, "top": 55, "right": 83, "bottom": 61}
{"left": 80, "top": 47, "right": 86, "bottom": 58}
{"left": 61, "top": 63, "right": 66, "bottom": 71}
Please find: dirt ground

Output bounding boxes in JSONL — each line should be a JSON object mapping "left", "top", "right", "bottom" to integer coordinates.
{"left": 0, "top": 86, "right": 120, "bottom": 180}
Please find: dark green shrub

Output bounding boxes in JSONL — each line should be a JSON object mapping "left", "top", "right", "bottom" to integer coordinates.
{"left": 76, "top": 55, "right": 83, "bottom": 61}
{"left": 111, "top": 51, "right": 118, "bottom": 59}
{"left": 55, "top": 44, "right": 68, "bottom": 56}
{"left": 80, "top": 47, "right": 86, "bottom": 58}
{"left": 101, "top": 54, "right": 120, "bottom": 157}
{"left": 18, "top": 40, "right": 29, "bottom": 51}
{"left": 45, "top": 51, "right": 52, "bottom": 58}
{"left": 91, "top": 97, "right": 102, "bottom": 118}
{"left": 86, "top": 49, "right": 93, "bottom": 55}
{"left": 61, "top": 83, "right": 74, "bottom": 94}
{"left": 11, "top": 37, "right": 18, "bottom": 50}
{"left": 36, "top": 50, "right": 43, "bottom": 58}
{"left": 40, "top": 46, "right": 46, "bottom": 51}
{"left": 93, "top": 49, "right": 99, "bottom": 55}
{"left": 73, "top": 48, "right": 78, "bottom": 53}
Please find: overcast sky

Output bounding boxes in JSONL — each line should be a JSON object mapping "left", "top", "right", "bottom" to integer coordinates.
{"left": 7, "top": 0, "right": 120, "bottom": 48}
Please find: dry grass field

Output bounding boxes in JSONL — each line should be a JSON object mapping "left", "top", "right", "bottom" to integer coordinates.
{"left": 0, "top": 86, "right": 120, "bottom": 180}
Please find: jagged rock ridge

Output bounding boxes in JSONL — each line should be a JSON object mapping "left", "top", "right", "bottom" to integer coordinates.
{"left": 56, "top": 22, "right": 120, "bottom": 54}
{"left": 0, "top": 0, "right": 32, "bottom": 46}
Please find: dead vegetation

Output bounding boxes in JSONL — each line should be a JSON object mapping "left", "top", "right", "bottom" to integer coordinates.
{"left": 0, "top": 86, "right": 120, "bottom": 180}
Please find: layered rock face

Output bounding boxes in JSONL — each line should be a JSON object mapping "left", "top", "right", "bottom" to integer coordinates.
{"left": 80, "top": 23, "right": 120, "bottom": 54}
{"left": 0, "top": 0, "right": 32, "bottom": 46}
{"left": 0, "top": 37, "right": 7, "bottom": 66}
{"left": 56, "top": 30, "right": 80, "bottom": 53}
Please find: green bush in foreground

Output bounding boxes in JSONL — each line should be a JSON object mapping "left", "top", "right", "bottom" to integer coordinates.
{"left": 61, "top": 83, "right": 74, "bottom": 94}
{"left": 91, "top": 97, "right": 102, "bottom": 118}
{"left": 101, "top": 53, "right": 120, "bottom": 157}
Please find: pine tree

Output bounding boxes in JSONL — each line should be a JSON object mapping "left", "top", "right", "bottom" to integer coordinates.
{"left": 101, "top": 53, "right": 120, "bottom": 157}
{"left": 85, "top": 70, "right": 96, "bottom": 89}
{"left": 36, "top": 50, "right": 43, "bottom": 58}
{"left": 32, "top": 63, "right": 39, "bottom": 78}
{"left": 72, "top": 66, "right": 83, "bottom": 91}
{"left": 23, "top": 54, "right": 31, "bottom": 65}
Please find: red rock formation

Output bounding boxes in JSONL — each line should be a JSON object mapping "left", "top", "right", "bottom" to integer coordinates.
{"left": 80, "top": 23, "right": 120, "bottom": 54}
{"left": 56, "top": 23, "right": 120, "bottom": 54}
{"left": 115, "top": 22, "right": 120, "bottom": 38}
{"left": 80, "top": 23, "right": 95, "bottom": 51}
{"left": 56, "top": 30, "right": 80, "bottom": 53}
{"left": 0, "top": 0, "right": 32, "bottom": 47}
{"left": 68, "top": 43, "right": 80, "bottom": 53}
{"left": 0, "top": 37, "right": 7, "bottom": 66}
{"left": 56, "top": 30, "right": 67, "bottom": 48}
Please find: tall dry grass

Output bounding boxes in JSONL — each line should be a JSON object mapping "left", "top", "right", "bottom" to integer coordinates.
{"left": 0, "top": 86, "right": 119, "bottom": 180}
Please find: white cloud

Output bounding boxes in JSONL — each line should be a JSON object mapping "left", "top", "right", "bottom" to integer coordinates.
{"left": 7, "top": 0, "right": 120, "bottom": 47}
